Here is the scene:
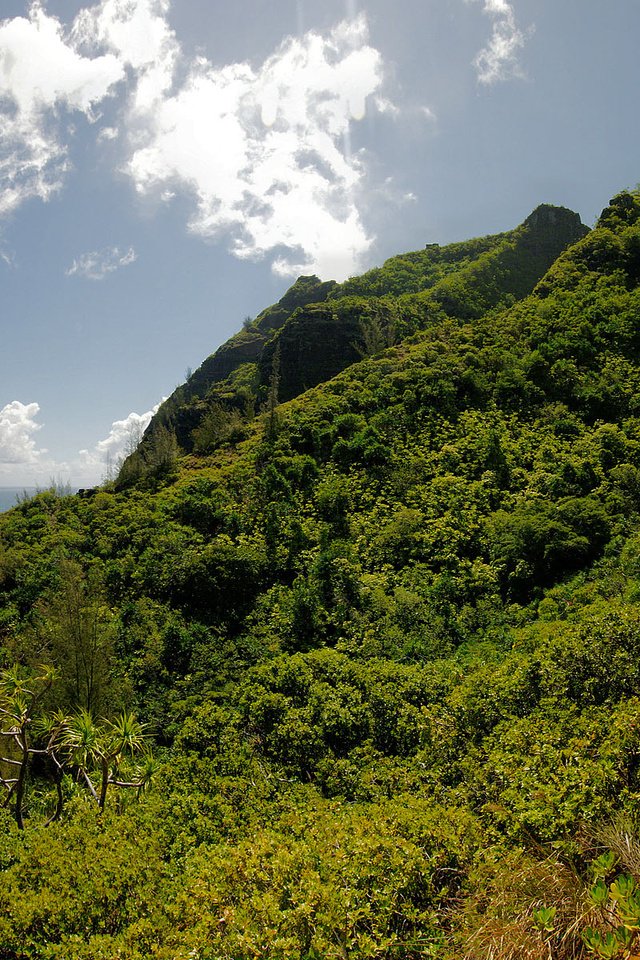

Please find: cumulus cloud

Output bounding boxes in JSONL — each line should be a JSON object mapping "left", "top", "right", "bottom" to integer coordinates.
{"left": 65, "top": 245, "right": 137, "bottom": 279}
{"left": 0, "top": 399, "right": 162, "bottom": 486}
{"left": 469, "top": 0, "right": 529, "bottom": 85}
{"left": 0, "top": 2, "right": 389, "bottom": 278}
{"left": 123, "top": 11, "right": 384, "bottom": 279}
{"left": 77, "top": 403, "right": 160, "bottom": 482}
{"left": 97, "top": 125, "right": 119, "bottom": 141}
{"left": 0, "top": 3, "right": 124, "bottom": 216}
{"left": 93, "top": 405, "right": 158, "bottom": 460}
{"left": 0, "top": 400, "right": 44, "bottom": 464}
{"left": 72, "top": 0, "right": 178, "bottom": 112}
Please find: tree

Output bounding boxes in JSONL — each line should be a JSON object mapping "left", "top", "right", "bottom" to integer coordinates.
{"left": 0, "top": 664, "right": 155, "bottom": 826}
{"left": 265, "top": 342, "right": 281, "bottom": 442}
{"left": 0, "top": 665, "right": 58, "bottom": 829}
{"left": 60, "top": 710, "right": 154, "bottom": 812}
{"left": 39, "top": 560, "right": 117, "bottom": 715}
{"left": 356, "top": 311, "right": 396, "bottom": 358}
{"left": 192, "top": 403, "right": 246, "bottom": 454}
{"left": 143, "top": 424, "right": 179, "bottom": 482}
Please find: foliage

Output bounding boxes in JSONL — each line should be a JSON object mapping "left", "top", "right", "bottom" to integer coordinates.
{"left": 1, "top": 189, "right": 640, "bottom": 955}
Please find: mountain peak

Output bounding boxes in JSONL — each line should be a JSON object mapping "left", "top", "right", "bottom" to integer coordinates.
{"left": 523, "top": 203, "right": 585, "bottom": 231}
{"left": 119, "top": 200, "right": 589, "bottom": 480}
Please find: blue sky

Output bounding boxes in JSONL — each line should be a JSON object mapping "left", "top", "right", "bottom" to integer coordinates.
{"left": 1, "top": 0, "right": 639, "bottom": 485}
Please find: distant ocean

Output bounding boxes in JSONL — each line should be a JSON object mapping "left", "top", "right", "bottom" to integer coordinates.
{"left": 0, "top": 487, "right": 38, "bottom": 514}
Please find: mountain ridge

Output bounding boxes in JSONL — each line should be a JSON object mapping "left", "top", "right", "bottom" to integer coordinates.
{"left": 124, "top": 202, "right": 587, "bottom": 477}
{"left": 3, "top": 189, "right": 640, "bottom": 960}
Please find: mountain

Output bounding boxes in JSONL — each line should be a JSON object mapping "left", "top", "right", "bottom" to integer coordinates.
{"left": 143, "top": 274, "right": 338, "bottom": 452}
{"left": 122, "top": 203, "right": 586, "bottom": 476}
{"left": 2, "top": 190, "right": 640, "bottom": 959}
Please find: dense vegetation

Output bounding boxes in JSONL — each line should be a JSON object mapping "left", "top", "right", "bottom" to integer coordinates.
{"left": 2, "top": 191, "right": 640, "bottom": 958}
{"left": 126, "top": 203, "right": 586, "bottom": 467}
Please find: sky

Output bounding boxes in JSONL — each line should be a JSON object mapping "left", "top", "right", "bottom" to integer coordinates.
{"left": 1, "top": 0, "right": 639, "bottom": 486}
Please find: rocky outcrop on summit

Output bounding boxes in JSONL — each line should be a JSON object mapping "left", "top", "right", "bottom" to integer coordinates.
{"left": 120, "top": 203, "right": 588, "bottom": 472}
{"left": 258, "top": 205, "right": 588, "bottom": 403}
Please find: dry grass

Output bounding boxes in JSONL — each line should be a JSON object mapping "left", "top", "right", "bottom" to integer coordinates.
{"left": 448, "top": 819, "right": 640, "bottom": 959}
{"left": 446, "top": 847, "right": 595, "bottom": 960}
{"left": 589, "top": 816, "right": 640, "bottom": 880}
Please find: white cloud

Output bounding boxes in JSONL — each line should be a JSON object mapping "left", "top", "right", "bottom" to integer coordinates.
{"left": 468, "top": 0, "right": 529, "bottom": 85}
{"left": 65, "top": 245, "right": 137, "bottom": 279}
{"left": 420, "top": 105, "right": 437, "bottom": 122}
{"left": 0, "top": 399, "right": 161, "bottom": 486}
{"left": 373, "top": 96, "right": 400, "bottom": 117}
{"left": 72, "top": 0, "right": 178, "bottom": 112}
{"left": 77, "top": 403, "right": 161, "bottom": 482}
{"left": 0, "top": 3, "right": 124, "bottom": 217}
{"left": 124, "top": 12, "right": 385, "bottom": 280}
{"left": 97, "top": 125, "right": 119, "bottom": 141}
{"left": 0, "top": 2, "right": 390, "bottom": 279}
{"left": 93, "top": 405, "right": 158, "bottom": 459}
{"left": 0, "top": 400, "right": 45, "bottom": 464}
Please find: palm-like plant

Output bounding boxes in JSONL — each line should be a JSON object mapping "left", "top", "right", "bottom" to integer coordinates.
{"left": 59, "top": 709, "right": 152, "bottom": 810}
{"left": 59, "top": 709, "right": 104, "bottom": 802}
{"left": 106, "top": 711, "right": 148, "bottom": 759}
{"left": 1, "top": 662, "right": 156, "bottom": 823}
{"left": 31, "top": 708, "right": 68, "bottom": 824}
{"left": 0, "top": 665, "right": 57, "bottom": 829}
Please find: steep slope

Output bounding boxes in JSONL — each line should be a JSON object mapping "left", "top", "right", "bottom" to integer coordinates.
{"left": 257, "top": 204, "right": 587, "bottom": 402}
{"left": 2, "top": 190, "right": 640, "bottom": 960}
{"left": 126, "top": 204, "right": 586, "bottom": 475}
{"left": 332, "top": 202, "right": 585, "bottom": 301}
{"left": 145, "top": 274, "right": 337, "bottom": 451}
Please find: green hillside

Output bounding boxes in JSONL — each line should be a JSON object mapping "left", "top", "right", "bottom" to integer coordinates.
{"left": 2, "top": 190, "right": 640, "bottom": 959}
{"left": 125, "top": 203, "right": 586, "bottom": 471}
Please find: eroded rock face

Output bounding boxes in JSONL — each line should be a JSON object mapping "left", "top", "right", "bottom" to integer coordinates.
{"left": 180, "top": 275, "right": 338, "bottom": 405}
{"left": 524, "top": 204, "right": 583, "bottom": 229}
{"left": 518, "top": 205, "right": 589, "bottom": 278}
{"left": 259, "top": 302, "right": 365, "bottom": 404}
{"left": 259, "top": 205, "right": 589, "bottom": 403}
{"left": 253, "top": 275, "right": 338, "bottom": 333}
{"left": 142, "top": 275, "right": 338, "bottom": 449}
{"left": 123, "top": 203, "right": 589, "bottom": 468}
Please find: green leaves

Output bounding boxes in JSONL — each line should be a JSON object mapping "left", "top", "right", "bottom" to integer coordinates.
{"left": 610, "top": 875, "right": 640, "bottom": 931}
{"left": 583, "top": 927, "right": 631, "bottom": 960}
{"left": 2, "top": 190, "right": 640, "bottom": 957}
{"left": 590, "top": 879, "right": 610, "bottom": 906}
{"left": 60, "top": 709, "right": 103, "bottom": 768}
{"left": 583, "top": 870, "right": 640, "bottom": 958}
{"left": 104, "top": 711, "right": 148, "bottom": 760}
{"left": 59, "top": 710, "right": 152, "bottom": 809}
{"left": 591, "top": 851, "right": 618, "bottom": 878}
{"left": 610, "top": 874, "right": 637, "bottom": 901}
{"left": 0, "top": 669, "right": 155, "bottom": 824}
{"left": 532, "top": 905, "right": 556, "bottom": 933}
